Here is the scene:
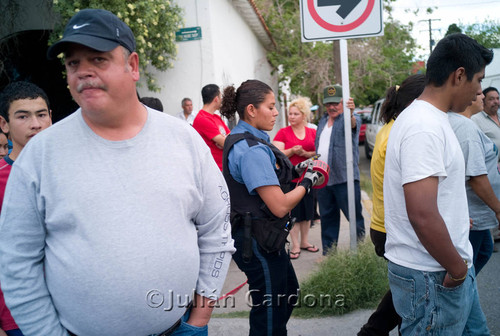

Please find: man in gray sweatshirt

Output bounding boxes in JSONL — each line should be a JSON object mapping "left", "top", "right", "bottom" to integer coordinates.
{"left": 0, "top": 9, "right": 234, "bottom": 336}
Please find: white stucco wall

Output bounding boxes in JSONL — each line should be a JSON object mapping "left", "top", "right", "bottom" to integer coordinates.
{"left": 484, "top": 48, "right": 500, "bottom": 89}
{"left": 138, "top": 0, "right": 285, "bottom": 135}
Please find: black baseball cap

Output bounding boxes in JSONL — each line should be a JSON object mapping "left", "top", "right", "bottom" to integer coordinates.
{"left": 47, "top": 8, "right": 136, "bottom": 59}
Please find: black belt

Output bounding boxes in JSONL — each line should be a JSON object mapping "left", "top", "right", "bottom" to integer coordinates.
{"left": 67, "top": 318, "right": 181, "bottom": 336}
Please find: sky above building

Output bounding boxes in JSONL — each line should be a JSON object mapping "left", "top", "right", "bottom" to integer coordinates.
{"left": 389, "top": 0, "right": 499, "bottom": 58}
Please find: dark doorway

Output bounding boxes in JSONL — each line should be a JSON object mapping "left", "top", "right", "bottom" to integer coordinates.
{"left": 0, "top": 30, "right": 78, "bottom": 123}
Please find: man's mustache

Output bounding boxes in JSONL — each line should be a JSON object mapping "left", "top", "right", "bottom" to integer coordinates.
{"left": 77, "top": 81, "right": 107, "bottom": 93}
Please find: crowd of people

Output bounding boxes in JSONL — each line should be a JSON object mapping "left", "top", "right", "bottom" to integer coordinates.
{"left": 0, "top": 7, "right": 497, "bottom": 336}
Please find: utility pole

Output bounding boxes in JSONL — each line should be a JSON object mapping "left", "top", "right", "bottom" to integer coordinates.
{"left": 333, "top": 40, "right": 342, "bottom": 85}
{"left": 419, "top": 19, "right": 441, "bottom": 55}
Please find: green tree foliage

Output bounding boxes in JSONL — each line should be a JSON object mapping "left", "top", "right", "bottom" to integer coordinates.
{"left": 256, "top": 0, "right": 418, "bottom": 107}
{"left": 257, "top": 0, "right": 333, "bottom": 105}
{"left": 459, "top": 20, "right": 500, "bottom": 49}
{"left": 49, "top": 0, "right": 183, "bottom": 92}
{"left": 445, "top": 23, "right": 462, "bottom": 36}
{"left": 349, "top": 19, "right": 417, "bottom": 105}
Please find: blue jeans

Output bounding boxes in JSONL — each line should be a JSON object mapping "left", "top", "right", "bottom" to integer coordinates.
{"left": 147, "top": 307, "right": 207, "bottom": 336}
{"left": 317, "top": 181, "right": 365, "bottom": 254}
{"left": 469, "top": 229, "right": 493, "bottom": 275}
{"left": 388, "top": 261, "right": 489, "bottom": 335}
{"left": 170, "top": 307, "right": 208, "bottom": 336}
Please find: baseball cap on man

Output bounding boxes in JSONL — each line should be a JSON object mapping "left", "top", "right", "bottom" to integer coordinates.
{"left": 323, "top": 85, "right": 342, "bottom": 104}
{"left": 47, "top": 8, "right": 136, "bottom": 59}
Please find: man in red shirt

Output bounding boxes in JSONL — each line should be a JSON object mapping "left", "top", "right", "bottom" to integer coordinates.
{"left": 193, "top": 84, "right": 230, "bottom": 170}
{"left": 0, "top": 81, "right": 52, "bottom": 336}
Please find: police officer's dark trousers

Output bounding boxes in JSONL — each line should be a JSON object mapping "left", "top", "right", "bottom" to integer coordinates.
{"left": 232, "top": 227, "right": 299, "bottom": 336}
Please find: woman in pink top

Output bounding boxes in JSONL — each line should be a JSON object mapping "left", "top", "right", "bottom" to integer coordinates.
{"left": 273, "top": 97, "right": 318, "bottom": 259}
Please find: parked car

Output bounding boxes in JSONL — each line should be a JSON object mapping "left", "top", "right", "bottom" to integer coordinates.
{"left": 364, "top": 98, "right": 385, "bottom": 159}
{"left": 355, "top": 109, "right": 372, "bottom": 144}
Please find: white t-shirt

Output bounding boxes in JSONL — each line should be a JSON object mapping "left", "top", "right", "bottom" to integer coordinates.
{"left": 177, "top": 110, "right": 197, "bottom": 125}
{"left": 384, "top": 100, "right": 473, "bottom": 271}
{"left": 307, "top": 122, "right": 318, "bottom": 130}
{"left": 317, "top": 123, "right": 332, "bottom": 162}
{"left": 449, "top": 112, "right": 500, "bottom": 231}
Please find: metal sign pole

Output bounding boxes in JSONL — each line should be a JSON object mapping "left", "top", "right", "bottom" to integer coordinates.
{"left": 339, "top": 39, "right": 357, "bottom": 251}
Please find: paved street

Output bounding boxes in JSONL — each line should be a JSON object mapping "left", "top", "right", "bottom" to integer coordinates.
{"left": 358, "top": 143, "right": 371, "bottom": 178}
{"left": 476, "top": 241, "right": 500, "bottom": 335}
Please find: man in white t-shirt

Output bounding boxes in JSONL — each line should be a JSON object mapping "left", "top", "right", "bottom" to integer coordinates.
{"left": 384, "top": 33, "right": 493, "bottom": 335}
{"left": 177, "top": 97, "right": 196, "bottom": 125}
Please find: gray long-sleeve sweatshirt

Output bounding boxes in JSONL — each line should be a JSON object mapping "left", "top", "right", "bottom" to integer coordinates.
{"left": 0, "top": 108, "right": 235, "bottom": 336}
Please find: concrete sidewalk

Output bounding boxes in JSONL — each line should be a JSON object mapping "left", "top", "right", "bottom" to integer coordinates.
{"left": 207, "top": 192, "right": 390, "bottom": 335}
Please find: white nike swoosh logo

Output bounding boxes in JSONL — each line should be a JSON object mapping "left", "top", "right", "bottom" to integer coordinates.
{"left": 73, "top": 23, "right": 90, "bottom": 29}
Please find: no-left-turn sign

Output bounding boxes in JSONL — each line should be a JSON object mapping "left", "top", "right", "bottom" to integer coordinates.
{"left": 300, "top": 0, "right": 383, "bottom": 42}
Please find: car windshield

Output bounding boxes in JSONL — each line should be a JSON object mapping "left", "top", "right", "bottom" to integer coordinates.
{"left": 357, "top": 111, "right": 372, "bottom": 124}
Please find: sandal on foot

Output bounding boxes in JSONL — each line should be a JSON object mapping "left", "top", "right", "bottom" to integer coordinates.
{"left": 300, "top": 245, "right": 319, "bottom": 253}
{"left": 289, "top": 251, "right": 301, "bottom": 259}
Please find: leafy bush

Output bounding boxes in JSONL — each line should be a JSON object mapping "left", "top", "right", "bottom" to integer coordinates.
{"left": 293, "top": 240, "right": 388, "bottom": 318}
{"left": 49, "top": 0, "right": 184, "bottom": 92}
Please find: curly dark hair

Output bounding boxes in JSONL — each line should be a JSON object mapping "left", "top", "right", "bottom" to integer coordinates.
{"left": 220, "top": 79, "right": 273, "bottom": 121}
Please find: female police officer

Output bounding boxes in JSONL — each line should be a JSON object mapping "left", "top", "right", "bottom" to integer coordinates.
{"left": 221, "top": 80, "right": 319, "bottom": 335}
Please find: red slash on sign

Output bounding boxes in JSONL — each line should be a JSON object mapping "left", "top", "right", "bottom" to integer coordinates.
{"left": 308, "top": 0, "right": 374, "bottom": 32}
{"left": 317, "top": 0, "right": 362, "bottom": 19}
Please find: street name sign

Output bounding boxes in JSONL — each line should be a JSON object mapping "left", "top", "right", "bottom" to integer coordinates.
{"left": 175, "top": 27, "right": 202, "bottom": 42}
{"left": 300, "top": 0, "right": 383, "bottom": 41}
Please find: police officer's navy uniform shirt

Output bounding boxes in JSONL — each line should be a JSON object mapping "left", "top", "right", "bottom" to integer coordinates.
{"left": 228, "top": 120, "right": 279, "bottom": 195}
